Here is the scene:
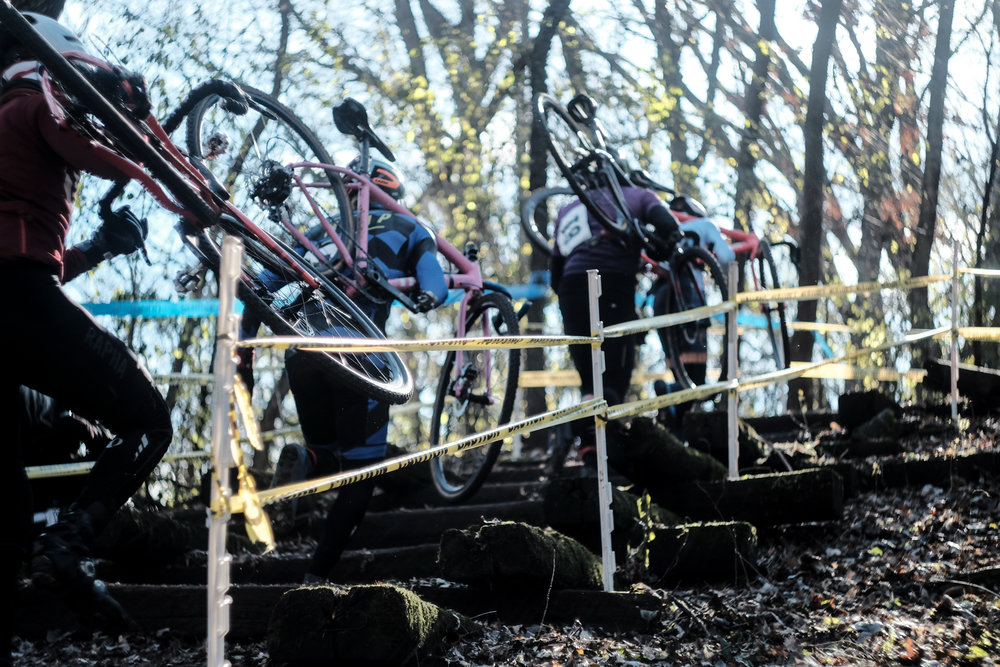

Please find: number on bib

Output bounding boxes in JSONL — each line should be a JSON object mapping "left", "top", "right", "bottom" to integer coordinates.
{"left": 555, "top": 204, "right": 593, "bottom": 255}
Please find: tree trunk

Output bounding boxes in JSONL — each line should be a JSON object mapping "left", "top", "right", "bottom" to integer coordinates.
{"left": 732, "top": 0, "right": 776, "bottom": 233}
{"left": 908, "top": 0, "right": 955, "bottom": 362}
{"left": 788, "top": 0, "right": 844, "bottom": 410}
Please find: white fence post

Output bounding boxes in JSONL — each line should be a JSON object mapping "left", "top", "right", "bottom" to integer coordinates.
{"left": 586, "top": 269, "right": 616, "bottom": 592}
{"left": 950, "top": 240, "right": 960, "bottom": 425}
{"left": 727, "top": 261, "right": 740, "bottom": 479}
{"left": 207, "top": 236, "right": 242, "bottom": 667}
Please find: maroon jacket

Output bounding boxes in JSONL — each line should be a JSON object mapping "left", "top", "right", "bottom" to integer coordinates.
{"left": 0, "top": 85, "right": 130, "bottom": 281}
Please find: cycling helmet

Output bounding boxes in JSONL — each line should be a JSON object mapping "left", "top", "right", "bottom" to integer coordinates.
{"left": 669, "top": 194, "right": 709, "bottom": 219}
{"left": 1, "top": 13, "right": 89, "bottom": 86}
{"left": 348, "top": 155, "right": 405, "bottom": 200}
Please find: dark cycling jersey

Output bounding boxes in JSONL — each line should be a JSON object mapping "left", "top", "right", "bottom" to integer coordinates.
{"left": 552, "top": 186, "right": 671, "bottom": 280}
{"left": 0, "top": 85, "right": 131, "bottom": 280}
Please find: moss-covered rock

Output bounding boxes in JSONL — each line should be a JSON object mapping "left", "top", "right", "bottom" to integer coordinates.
{"left": 267, "top": 582, "right": 478, "bottom": 666}
{"left": 438, "top": 521, "right": 603, "bottom": 590}
{"left": 606, "top": 417, "right": 728, "bottom": 487}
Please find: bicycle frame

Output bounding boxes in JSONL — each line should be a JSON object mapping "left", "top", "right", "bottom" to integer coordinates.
{"left": 259, "top": 161, "right": 492, "bottom": 340}
{"left": 252, "top": 152, "right": 511, "bottom": 413}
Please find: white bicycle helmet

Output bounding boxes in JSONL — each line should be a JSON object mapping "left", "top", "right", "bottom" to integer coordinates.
{"left": 1, "top": 12, "right": 89, "bottom": 86}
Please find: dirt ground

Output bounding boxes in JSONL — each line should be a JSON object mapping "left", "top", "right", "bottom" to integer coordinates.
{"left": 11, "top": 414, "right": 1000, "bottom": 666}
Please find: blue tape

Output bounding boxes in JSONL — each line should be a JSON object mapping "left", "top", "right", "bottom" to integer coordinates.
{"left": 82, "top": 299, "right": 243, "bottom": 318}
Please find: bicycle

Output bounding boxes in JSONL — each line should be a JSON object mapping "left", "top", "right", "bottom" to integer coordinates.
{"left": 530, "top": 92, "right": 796, "bottom": 397}
{"left": 0, "top": 4, "right": 412, "bottom": 405}
{"left": 185, "top": 93, "right": 523, "bottom": 503}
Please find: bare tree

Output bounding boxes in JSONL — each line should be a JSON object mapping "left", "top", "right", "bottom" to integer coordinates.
{"left": 908, "top": 0, "right": 956, "bottom": 357}
{"left": 789, "top": 0, "right": 844, "bottom": 410}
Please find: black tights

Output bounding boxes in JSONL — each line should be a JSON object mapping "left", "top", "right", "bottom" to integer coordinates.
{"left": 0, "top": 264, "right": 171, "bottom": 565}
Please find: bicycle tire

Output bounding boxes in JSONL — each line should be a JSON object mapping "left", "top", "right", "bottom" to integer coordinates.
{"left": 519, "top": 187, "right": 577, "bottom": 256}
{"left": 0, "top": 7, "right": 220, "bottom": 227}
{"left": 535, "top": 93, "right": 632, "bottom": 237}
{"left": 747, "top": 240, "right": 791, "bottom": 372}
{"left": 186, "top": 85, "right": 355, "bottom": 261}
{"left": 429, "top": 291, "right": 521, "bottom": 503}
{"left": 653, "top": 245, "right": 729, "bottom": 390}
{"left": 183, "top": 216, "right": 413, "bottom": 404}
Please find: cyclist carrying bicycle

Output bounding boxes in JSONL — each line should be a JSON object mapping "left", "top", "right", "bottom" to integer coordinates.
{"left": 239, "top": 155, "right": 447, "bottom": 583}
{"left": 0, "top": 12, "right": 171, "bottom": 652}
{"left": 551, "top": 185, "right": 680, "bottom": 474}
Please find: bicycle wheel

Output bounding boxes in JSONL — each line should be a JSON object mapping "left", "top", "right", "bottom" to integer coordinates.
{"left": 186, "top": 86, "right": 355, "bottom": 263}
{"left": 653, "top": 245, "right": 729, "bottom": 390}
{"left": 734, "top": 240, "right": 792, "bottom": 414}
{"left": 519, "top": 187, "right": 578, "bottom": 256}
{"left": 429, "top": 292, "right": 521, "bottom": 503}
{"left": 183, "top": 215, "right": 413, "bottom": 404}
{"left": 742, "top": 240, "right": 791, "bottom": 373}
{"left": 535, "top": 93, "right": 631, "bottom": 236}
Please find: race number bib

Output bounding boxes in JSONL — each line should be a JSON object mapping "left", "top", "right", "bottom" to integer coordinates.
{"left": 555, "top": 204, "right": 593, "bottom": 255}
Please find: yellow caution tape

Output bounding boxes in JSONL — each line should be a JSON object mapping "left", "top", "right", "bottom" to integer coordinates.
{"left": 233, "top": 375, "right": 264, "bottom": 452}
{"left": 957, "top": 326, "right": 1000, "bottom": 342}
{"left": 26, "top": 450, "right": 214, "bottom": 480}
{"left": 604, "top": 302, "right": 735, "bottom": 339}
{"left": 735, "top": 275, "right": 949, "bottom": 304}
{"left": 959, "top": 268, "right": 1000, "bottom": 278}
{"left": 786, "top": 321, "right": 854, "bottom": 334}
{"left": 257, "top": 397, "right": 606, "bottom": 506}
{"left": 239, "top": 333, "right": 595, "bottom": 352}
{"left": 229, "top": 463, "right": 275, "bottom": 552}
{"left": 605, "top": 380, "right": 738, "bottom": 420}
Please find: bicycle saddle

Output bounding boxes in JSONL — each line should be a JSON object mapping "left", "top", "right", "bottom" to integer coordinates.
{"left": 332, "top": 98, "right": 396, "bottom": 162}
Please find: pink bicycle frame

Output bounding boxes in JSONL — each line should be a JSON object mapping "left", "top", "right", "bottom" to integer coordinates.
{"left": 270, "top": 162, "right": 491, "bottom": 346}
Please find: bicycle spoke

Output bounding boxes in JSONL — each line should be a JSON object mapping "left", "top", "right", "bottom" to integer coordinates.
{"left": 187, "top": 87, "right": 353, "bottom": 263}
{"left": 430, "top": 293, "right": 520, "bottom": 503}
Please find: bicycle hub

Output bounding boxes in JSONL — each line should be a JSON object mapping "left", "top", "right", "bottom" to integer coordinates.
{"left": 251, "top": 160, "right": 293, "bottom": 206}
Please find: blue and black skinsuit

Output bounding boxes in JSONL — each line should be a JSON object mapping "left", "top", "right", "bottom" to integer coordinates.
{"left": 242, "top": 206, "right": 446, "bottom": 579}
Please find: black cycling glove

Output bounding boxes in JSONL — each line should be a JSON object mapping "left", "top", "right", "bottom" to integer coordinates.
{"left": 80, "top": 206, "right": 149, "bottom": 264}
{"left": 413, "top": 290, "right": 439, "bottom": 313}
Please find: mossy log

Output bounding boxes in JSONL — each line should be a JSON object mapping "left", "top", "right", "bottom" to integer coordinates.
{"left": 542, "top": 477, "right": 678, "bottom": 555}
{"left": 837, "top": 391, "right": 901, "bottom": 430}
{"left": 267, "top": 583, "right": 478, "bottom": 666}
{"left": 921, "top": 359, "right": 1000, "bottom": 413}
{"left": 641, "top": 521, "right": 757, "bottom": 586}
{"left": 816, "top": 436, "right": 904, "bottom": 460}
{"left": 437, "top": 521, "right": 603, "bottom": 590}
{"left": 649, "top": 468, "right": 844, "bottom": 526}
{"left": 413, "top": 586, "right": 662, "bottom": 631}
{"left": 677, "top": 412, "right": 765, "bottom": 467}
{"left": 605, "top": 417, "right": 728, "bottom": 487}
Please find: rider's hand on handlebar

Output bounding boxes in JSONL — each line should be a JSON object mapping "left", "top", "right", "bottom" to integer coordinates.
{"left": 644, "top": 226, "right": 683, "bottom": 262}
{"left": 80, "top": 205, "right": 149, "bottom": 265}
{"left": 86, "top": 66, "right": 152, "bottom": 120}
{"left": 99, "top": 205, "right": 149, "bottom": 257}
{"left": 413, "top": 290, "right": 439, "bottom": 313}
